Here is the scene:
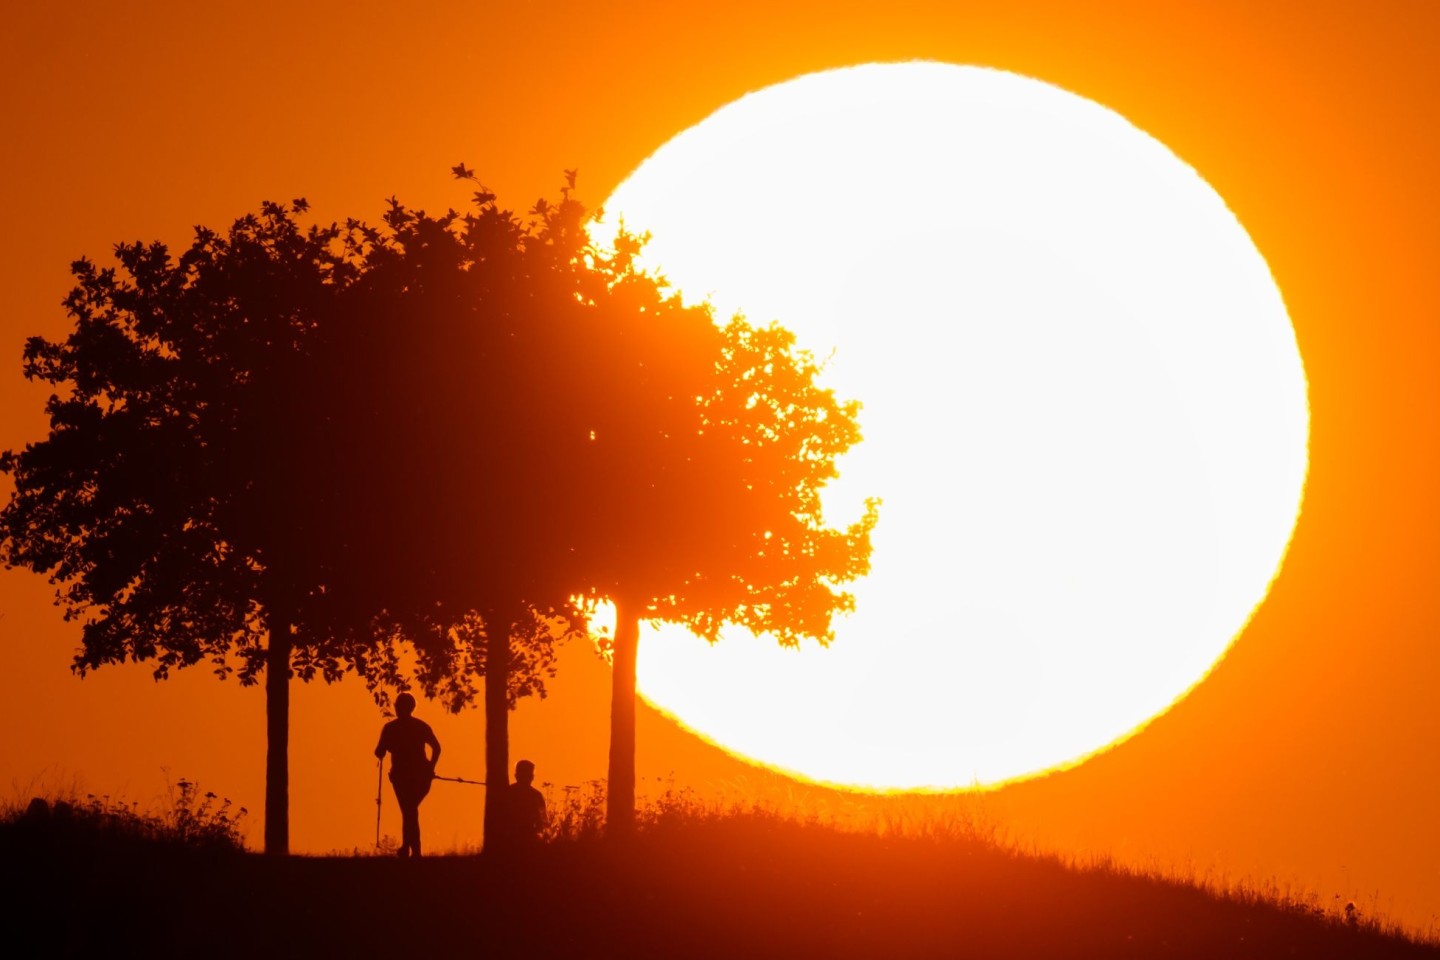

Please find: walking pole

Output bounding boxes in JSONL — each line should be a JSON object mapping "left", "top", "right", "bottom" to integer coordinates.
{"left": 374, "top": 757, "right": 384, "bottom": 850}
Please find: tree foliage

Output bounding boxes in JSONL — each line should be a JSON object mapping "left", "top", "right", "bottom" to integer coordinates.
{"left": 0, "top": 165, "right": 878, "bottom": 845}
{"left": 0, "top": 190, "right": 586, "bottom": 851}
{"left": 0, "top": 189, "right": 590, "bottom": 704}
{"left": 0, "top": 201, "right": 361, "bottom": 682}
{"left": 571, "top": 249, "right": 880, "bottom": 830}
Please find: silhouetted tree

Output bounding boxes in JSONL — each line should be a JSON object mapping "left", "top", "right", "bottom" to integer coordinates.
{"left": 2, "top": 169, "right": 875, "bottom": 855}
{"left": 572, "top": 270, "right": 879, "bottom": 833}
{"left": 330, "top": 171, "right": 878, "bottom": 837}
{"left": 0, "top": 199, "right": 567, "bottom": 853}
{"left": 294, "top": 176, "right": 600, "bottom": 849}
{"left": 0, "top": 201, "right": 371, "bottom": 853}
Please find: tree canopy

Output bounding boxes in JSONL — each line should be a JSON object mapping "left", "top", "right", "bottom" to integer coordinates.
{"left": 0, "top": 202, "right": 383, "bottom": 677}
{"left": 295, "top": 175, "right": 608, "bottom": 843}
{"left": 1, "top": 167, "right": 878, "bottom": 848}
{"left": 0, "top": 202, "right": 368, "bottom": 852}
{"left": 266, "top": 166, "right": 878, "bottom": 837}
{"left": 570, "top": 251, "right": 880, "bottom": 831}
{"left": 0, "top": 193, "right": 582, "bottom": 851}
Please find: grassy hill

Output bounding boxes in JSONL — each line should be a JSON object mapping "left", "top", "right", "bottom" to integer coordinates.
{"left": 4, "top": 791, "right": 1436, "bottom": 959}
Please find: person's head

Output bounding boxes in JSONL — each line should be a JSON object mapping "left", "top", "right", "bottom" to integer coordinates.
{"left": 394, "top": 692, "right": 416, "bottom": 718}
{"left": 514, "top": 759, "right": 535, "bottom": 785}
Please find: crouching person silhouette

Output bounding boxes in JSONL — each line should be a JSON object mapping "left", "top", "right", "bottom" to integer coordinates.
{"left": 489, "top": 759, "right": 548, "bottom": 857}
{"left": 374, "top": 692, "right": 441, "bottom": 857}
{"left": 506, "top": 759, "right": 547, "bottom": 847}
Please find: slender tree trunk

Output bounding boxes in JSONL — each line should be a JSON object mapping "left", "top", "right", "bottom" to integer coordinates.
{"left": 607, "top": 599, "right": 639, "bottom": 837}
{"left": 264, "top": 612, "right": 292, "bottom": 856}
{"left": 482, "top": 606, "right": 511, "bottom": 854}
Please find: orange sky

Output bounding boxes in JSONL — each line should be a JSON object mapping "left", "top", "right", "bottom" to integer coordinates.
{"left": 2, "top": 0, "right": 1438, "bottom": 935}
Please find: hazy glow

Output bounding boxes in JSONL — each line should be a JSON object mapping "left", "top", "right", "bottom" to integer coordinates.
{"left": 594, "top": 63, "right": 1309, "bottom": 789}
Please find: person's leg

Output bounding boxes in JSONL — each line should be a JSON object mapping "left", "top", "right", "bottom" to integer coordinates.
{"left": 388, "top": 774, "right": 431, "bottom": 857}
{"left": 401, "top": 799, "right": 420, "bottom": 857}
{"left": 410, "top": 777, "right": 431, "bottom": 857}
{"left": 392, "top": 780, "right": 418, "bottom": 856}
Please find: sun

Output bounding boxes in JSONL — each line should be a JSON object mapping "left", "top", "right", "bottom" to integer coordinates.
{"left": 592, "top": 62, "right": 1309, "bottom": 790}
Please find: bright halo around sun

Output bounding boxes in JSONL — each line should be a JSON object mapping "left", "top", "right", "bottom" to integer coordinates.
{"left": 592, "top": 62, "right": 1309, "bottom": 790}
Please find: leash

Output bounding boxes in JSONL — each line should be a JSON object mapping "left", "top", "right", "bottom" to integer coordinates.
{"left": 432, "top": 774, "right": 486, "bottom": 786}
{"left": 373, "top": 760, "right": 484, "bottom": 850}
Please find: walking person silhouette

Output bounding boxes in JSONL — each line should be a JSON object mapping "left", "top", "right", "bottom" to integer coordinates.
{"left": 374, "top": 692, "right": 441, "bottom": 857}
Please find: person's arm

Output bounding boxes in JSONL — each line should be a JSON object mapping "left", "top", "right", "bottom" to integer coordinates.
{"left": 374, "top": 725, "right": 387, "bottom": 761}
{"left": 426, "top": 727, "right": 441, "bottom": 773}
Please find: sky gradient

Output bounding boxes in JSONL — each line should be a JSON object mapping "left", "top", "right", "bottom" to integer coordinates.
{"left": 2, "top": 0, "right": 1437, "bottom": 934}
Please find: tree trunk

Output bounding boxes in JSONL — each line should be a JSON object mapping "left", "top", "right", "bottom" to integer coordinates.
{"left": 264, "top": 613, "right": 292, "bottom": 856}
{"left": 482, "top": 606, "right": 511, "bottom": 854}
{"left": 606, "top": 599, "right": 639, "bottom": 837}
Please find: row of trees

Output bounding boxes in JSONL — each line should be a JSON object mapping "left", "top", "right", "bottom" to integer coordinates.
{"left": 0, "top": 168, "right": 877, "bottom": 853}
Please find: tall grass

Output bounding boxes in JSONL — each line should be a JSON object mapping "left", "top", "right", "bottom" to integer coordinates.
{"left": 537, "top": 774, "right": 1433, "bottom": 945}
{"left": 4, "top": 775, "right": 1435, "bottom": 957}
{"left": 1, "top": 777, "right": 247, "bottom": 853}
{"left": 544, "top": 773, "right": 1004, "bottom": 841}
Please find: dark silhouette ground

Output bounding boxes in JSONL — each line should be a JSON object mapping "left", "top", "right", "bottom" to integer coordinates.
{"left": 3, "top": 803, "right": 1435, "bottom": 959}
